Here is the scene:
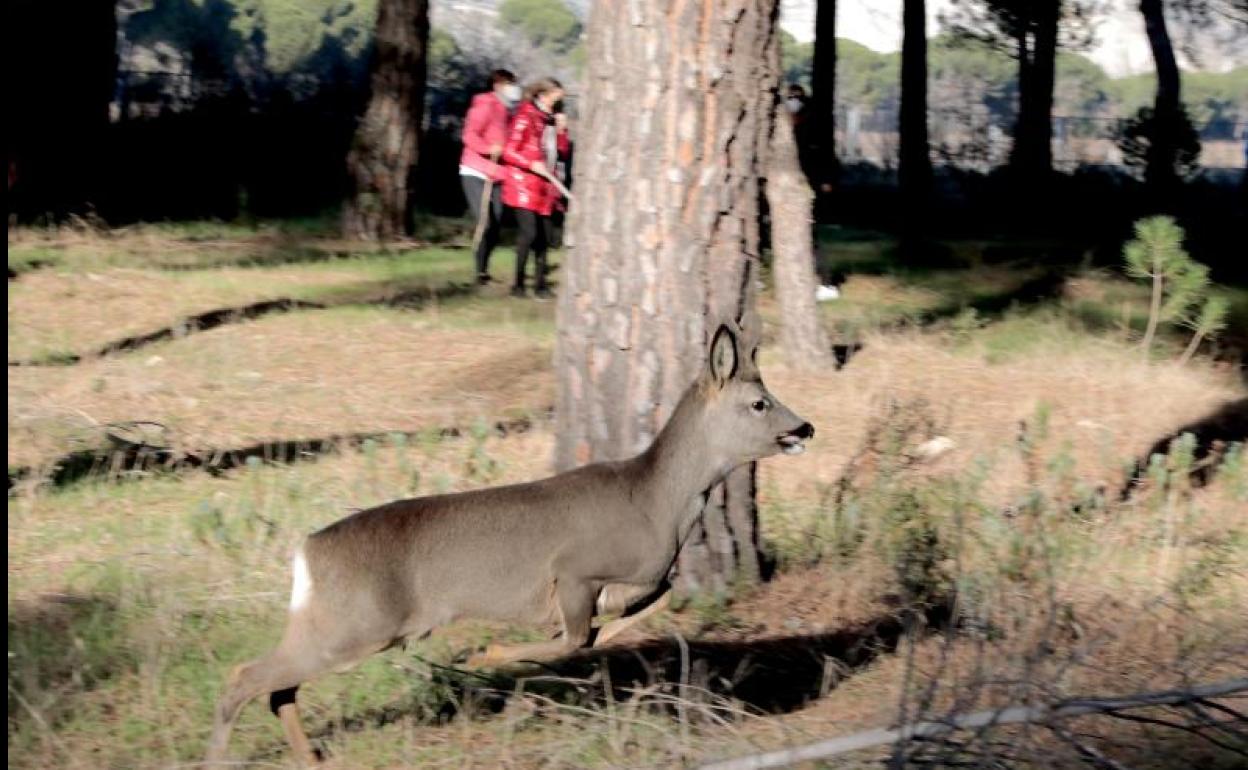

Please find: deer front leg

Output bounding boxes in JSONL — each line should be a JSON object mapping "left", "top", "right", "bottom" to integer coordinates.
{"left": 593, "top": 586, "right": 672, "bottom": 647}
{"left": 468, "top": 581, "right": 595, "bottom": 668}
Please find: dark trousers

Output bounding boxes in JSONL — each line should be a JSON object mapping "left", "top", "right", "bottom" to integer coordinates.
{"left": 514, "top": 208, "right": 553, "bottom": 291}
{"left": 461, "top": 174, "right": 504, "bottom": 277}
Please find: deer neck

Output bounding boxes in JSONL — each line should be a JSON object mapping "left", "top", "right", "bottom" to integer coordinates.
{"left": 632, "top": 389, "right": 729, "bottom": 536}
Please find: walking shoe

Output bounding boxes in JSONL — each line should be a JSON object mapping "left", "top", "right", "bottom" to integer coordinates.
{"left": 510, "top": 286, "right": 527, "bottom": 298}
{"left": 534, "top": 287, "right": 554, "bottom": 301}
{"left": 477, "top": 273, "right": 493, "bottom": 286}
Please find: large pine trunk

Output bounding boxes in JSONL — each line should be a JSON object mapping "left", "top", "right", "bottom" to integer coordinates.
{"left": 1139, "top": 0, "right": 1182, "bottom": 192}
{"left": 899, "top": 0, "right": 931, "bottom": 219}
{"left": 555, "top": 0, "right": 824, "bottom": 596}
{"left": 1009, "top": 2, "right": 1058, "bottom": 183}
{"left": 342, "top": 0, "right": 429, "bottom": 240}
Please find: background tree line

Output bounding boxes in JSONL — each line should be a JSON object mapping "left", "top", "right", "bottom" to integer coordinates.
{"left": 783, "top": 32, "right": 1248, "bottom": 140}
{"left": 8, "top": 0, "right": 1245, "bottom": 256}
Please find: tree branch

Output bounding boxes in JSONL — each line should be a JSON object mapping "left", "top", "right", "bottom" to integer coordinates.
{"left": 697, "top": 677, "right": 1248, "bottom": 770}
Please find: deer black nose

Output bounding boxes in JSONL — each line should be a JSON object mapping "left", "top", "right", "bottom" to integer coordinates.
{"left": 792, "top": 422, "right": 814, "bottom": 440}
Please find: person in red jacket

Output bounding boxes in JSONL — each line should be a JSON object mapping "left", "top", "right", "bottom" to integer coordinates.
{"left": 501, "top": 77, "right": 570, "bottom": 299}
{"left": 461, "top": 69, "right": 521, "bottom": 285}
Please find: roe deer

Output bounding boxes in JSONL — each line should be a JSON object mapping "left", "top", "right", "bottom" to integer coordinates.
{"left": 205, "top": 323, "right": 814, "bottom": 766}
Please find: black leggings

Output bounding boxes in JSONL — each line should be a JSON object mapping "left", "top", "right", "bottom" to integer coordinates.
{"left": 514, "top": 208, "right": 553, "bottom": 291}
{"left": 461, "top": 175, "right": 504, "bottom": 277}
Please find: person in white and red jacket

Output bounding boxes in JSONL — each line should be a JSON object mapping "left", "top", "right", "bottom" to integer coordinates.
{"left": 501, "top": 77, "right": 570, "bottom": 299}
{"left": 460, "top": 69, "right": 522, "bottom": 285}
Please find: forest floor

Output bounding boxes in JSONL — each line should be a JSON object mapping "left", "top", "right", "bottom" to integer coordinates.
{"left": 8, "top": 219, "right": 1248, "bottom": 769}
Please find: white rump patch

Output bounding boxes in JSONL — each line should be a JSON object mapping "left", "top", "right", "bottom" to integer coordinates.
{"left": 289, "top": 549, "right": 312, "bottom": 612}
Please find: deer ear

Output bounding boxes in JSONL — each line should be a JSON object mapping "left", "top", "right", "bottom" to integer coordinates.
{"left": 708, "top": 324, "right": 739, "bottom": 386}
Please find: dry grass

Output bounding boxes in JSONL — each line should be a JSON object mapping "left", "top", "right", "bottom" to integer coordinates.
{"left": 8, "top": 231, "right": 1248, "bottom": 769}
{"left": 8, "top": 306, "right": 554, "bottom": 470}
{"left": 5, "top": 247, "right": 508, "bottom": 362}
{"left": 7, "top": 267, "right": 353, "bottom": 361}
{"left": 756, "top": 328, "right": 1243, "bottom": 513}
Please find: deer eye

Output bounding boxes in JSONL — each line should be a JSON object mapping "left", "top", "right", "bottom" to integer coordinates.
{"left": 750, "top": 398, "right": 770, "bottom": 414}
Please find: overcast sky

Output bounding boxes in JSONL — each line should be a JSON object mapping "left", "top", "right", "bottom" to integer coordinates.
{"left": 779, "top": 0, "right": 1248, "bottom": 77}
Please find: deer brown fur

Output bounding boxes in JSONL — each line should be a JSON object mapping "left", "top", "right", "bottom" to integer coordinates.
{"left": 205, "top": 323, "right": 813, "bottom": 766}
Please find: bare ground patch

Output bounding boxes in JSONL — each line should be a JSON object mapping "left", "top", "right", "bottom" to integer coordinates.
{"left": 755, "top": 331, "right": 1245, "bottom": 513}
{"left": 8, "top": 309, "right": 555, "bottom": 470}
{"left": 7, "top": 267, "right": 365, "bottom": 361}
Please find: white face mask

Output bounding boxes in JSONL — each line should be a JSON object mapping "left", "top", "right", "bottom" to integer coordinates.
{"left": 502, "top": 84, "right": 522, "bottom": 104}
{"left": 785, "top": 98, "right": 803, "bottom": 114}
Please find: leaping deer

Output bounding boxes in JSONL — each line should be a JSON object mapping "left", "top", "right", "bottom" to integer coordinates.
{"left": 205, "top": 322, "right": 814, "bottom": 766}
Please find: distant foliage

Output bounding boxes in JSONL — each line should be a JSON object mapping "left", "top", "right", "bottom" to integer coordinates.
{"left": 780, "top": 29, "right": 813, "bottom": 88}
{"left": 1117, "top": 106, "right": 1204, "bottom": 182}
{"left": 776, "top": 23, "right": 1247, "bottom": 137}
{"left": 498, "top": 0, "right": 583, "bottom": 54}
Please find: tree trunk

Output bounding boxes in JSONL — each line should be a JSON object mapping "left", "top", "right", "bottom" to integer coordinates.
{"left": 809, "top": 0, "right": 838, "bottom": 195}
{"left": 8, "top": 0, "right": 116, "bottom": 220}
{"left": 899, "top": 0, "right": 931, "bottom": 223}
{"left": 768, "top": 97, "right": 834, "bottom": 369}
{"left": 342, "top": 0, "right": 429, "bottom": 241}
{"left": 1010, "top": 2, "right": 1058, "bottom": 183}
{"left": 556, "top": 0, "right": 796, "bottom": 597}
{"left": 1139, "top": 0, "right": 1182, "bottom": 192}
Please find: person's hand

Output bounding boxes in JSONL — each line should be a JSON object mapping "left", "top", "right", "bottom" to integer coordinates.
{"left": 554, "top": 114, "right": 568, "bottom": 131}
{"left": 489, "top": 144, "right": 503, "bottom": 159}
{"left": 530, "top": 160, "right": 549, "bottom": 176}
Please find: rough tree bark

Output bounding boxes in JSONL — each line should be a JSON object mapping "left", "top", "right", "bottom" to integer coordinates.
{"left": 1139, "top": 0, "right": 1182, "bottom": 192}
{"left": 342, "top": 0, "right": 429, "bottom": 240}
{"left": 555, "top": 0, "right": 828, "bottom": 596}
{"left": 899, "top": 0, "right": 932, "bottom": 222}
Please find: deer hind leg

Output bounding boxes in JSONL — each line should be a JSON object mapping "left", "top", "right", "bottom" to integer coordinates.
{"left": 205, "top": 622, "right": 387, "bottom": 767}
{"left": 594, "top": 585, "right": 672, "bottom": 647}
{"left": 205, "top": 643, "right": 318, "bottom": 766}
{"left": 270, "top": 686, "right": 318, "bottom": 767}
{"left": 469, "top": 581, "right": 596, "bottom": 668}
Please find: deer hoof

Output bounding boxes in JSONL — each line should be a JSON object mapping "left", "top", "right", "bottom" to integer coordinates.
{"left": 465, "top": 644, "right": 503, "bottom": 669}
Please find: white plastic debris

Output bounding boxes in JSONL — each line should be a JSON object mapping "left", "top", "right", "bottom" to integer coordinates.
{"left": 815, "top": 285, "right": 841, "bottom": 302}
{"left": 914, "top": 436, "right": 956, "bottom": 461}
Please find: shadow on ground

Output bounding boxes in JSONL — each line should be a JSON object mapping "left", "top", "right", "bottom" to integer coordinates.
{"left": 7, "top": 281, "right": 480, "bottom": 367}
{"left": 8, "top": 593, "right": 131, "bottom": 728}
{"left": 290, "top": 606, "right": 949, "bottom": 761}
{"left": 7, "top": 411, "right": 547, "bottom": 492}
{"left": 1121, "top": 396, "right": 1248, "bottom": 498}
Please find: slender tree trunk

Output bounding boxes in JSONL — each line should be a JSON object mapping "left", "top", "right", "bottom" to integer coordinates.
{"left": 342, "top": 0, "right": 429, "bottom": 241}
{"left": 556, "top": 0, "right": 801, "bottom": 596}
{"left": 8, "top": 0, "right": 116, "bottom": 220}
{"left": 899, "top": 0, "right": 931, "bottom": 227}
{"left": 1139, "top": 0, "right": 1181, "bottom": 192}
{"left": 1010, "top": 2, "right": 1058, "bottom": 183}
{"left": 1177, "top": 329, "right": 1204, "bottom": 365}
{"left": 809, "top": 0, "right": 838, "bottom": 194}
{"left": 1141, "top": 270, "right": 1163, "bottom": 353}
{"left": 768, "top": 97, "right": 834, "bottom": 368}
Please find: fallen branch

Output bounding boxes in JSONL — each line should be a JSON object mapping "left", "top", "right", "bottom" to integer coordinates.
{"left": 697, "top": 677, "right": 1248, "bottom": 770}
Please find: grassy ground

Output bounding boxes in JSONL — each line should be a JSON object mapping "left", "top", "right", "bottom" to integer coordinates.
{"left": 8, "top": 222, "right": 1247, "bottom": 769}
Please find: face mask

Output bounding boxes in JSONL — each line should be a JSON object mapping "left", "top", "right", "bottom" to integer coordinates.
{"left": 502, "top": 84, "right": 522, "bottom": 104}
{"left": 785, "top": 98, "right": 803, "bottom": 114}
